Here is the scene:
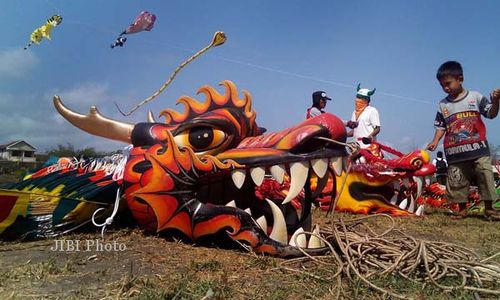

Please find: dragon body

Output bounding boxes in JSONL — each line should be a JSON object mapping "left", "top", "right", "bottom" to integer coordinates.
{"left": 0, "top": 81, "right": 435, "bottom": 257}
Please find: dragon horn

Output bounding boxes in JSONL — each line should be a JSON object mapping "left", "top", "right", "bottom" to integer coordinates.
{"left": 368, "top": 88, "right": 376, "bottom": 96}
{"left": 53, "top": 95, "right": 133, "bottom": 144}
{"left": 356, "top": 83, "right": 361, "bottom": 92}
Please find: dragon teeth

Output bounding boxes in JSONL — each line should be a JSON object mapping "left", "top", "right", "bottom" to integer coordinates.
{"left": 330, "top": 156, "right": 343, "bottom": 176}
{"left": 225, "top": 200, "right": 236, "bottom": 207}
{"left": 231, "top": 170, "right": 246, "bottom": 189}
{"left": 270, "top": 164, "right": 286, "bottom": 184}
{"left": 414, "top": 176, "right": 423, "bottom": 199}
{"left": 289, "top": 227, "right": 307, "bottom": 248}
{"left": 282, "top": 161, "right": 309, "bottom": 204}
{"left": 399, "top": 198, "right": 408, "bottom": 210}
{"left": 311, "top": 158, "right": 328, "bottom": 178}
{"left": 255, "top": 216, "right": 267, "bottom": 234}
{"left": 244, "top": 208, "right": 252, "bottom": 215}
{"left": 390, "top": 193, "right": 398, "bottom": 205}
{"left": 342, "top": 157, "right": 349, "bottom": 172}
{"left": 307, "top": 225, "right": 324, "bottom": 248}
{"left": 425, "top": 176, "right": 431, "bottom": 186}
{"left": 250, "top": 167, "right": 266, "bottom": 186}
{"left": 266, "top": 199, "right": 288, "bottom": 244}
{"left": 408, "top": 195, "right": 416, "bottom": 213}
{"left": 415, "top": 205, "right": 425, "bottom": 216}
{"left": 255, "top": 215, "right": 267, "bottom": 232}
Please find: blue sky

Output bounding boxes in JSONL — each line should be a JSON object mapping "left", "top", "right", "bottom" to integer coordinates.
{"left": 1, "top": 0, "right": 499, "bottom": 157}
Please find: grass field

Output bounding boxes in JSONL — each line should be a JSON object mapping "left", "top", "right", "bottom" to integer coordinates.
{"left": 0, "top": 210, "right": 498, "bottom": 299}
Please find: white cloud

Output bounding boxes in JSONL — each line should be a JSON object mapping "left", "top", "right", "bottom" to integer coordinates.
{"left": 0, "top": 82, "right": 137, "bottom": 153}
{"left": 0, "top": 48, "right": 39, "bottom": 78}
{"left": 47, "top": 82, "right": 111, "bottom": 107}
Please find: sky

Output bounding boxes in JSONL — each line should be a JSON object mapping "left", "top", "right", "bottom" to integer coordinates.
{"left": 1, "top": 0, "right": 499, "bottom": 157}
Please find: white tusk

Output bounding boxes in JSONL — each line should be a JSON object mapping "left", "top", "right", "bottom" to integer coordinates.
{"left": 266, "top": 199, "right": 288, "bottom": 244}
{"left": 250, "top": 167, "right": 266, "bottom": 186}
{"left": 244, "top": 208, "right": 252, "bottom": 215}
{"left": 231, "top": 170, "right": 246, "bottom": 189}
{"left": 289, "top": 227, "right": 307, "bottom": 248}
{"left": 270, "top": 164, "right": 286, "bottom": 184}
{"left": 282, "top": 162, "right": 309, "bottom": 204}
{"left": 425, "top": 176, "right": 431, "bottom": 186}
{"left": 311, "top": 159, "right": 328, "bottom": 178}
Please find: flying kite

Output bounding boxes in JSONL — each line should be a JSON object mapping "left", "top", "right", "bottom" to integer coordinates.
{"left": 110, "top": 11, "right": 156, "bottom": 48}
{"left": 24, "top": 15, "right": 63, "bottom": 50}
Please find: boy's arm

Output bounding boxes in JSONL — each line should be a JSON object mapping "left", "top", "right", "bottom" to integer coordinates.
{"left": 488, "top": 89, "right": 500, "bottom": 118}
{"left": 426, "top": 129, "right": 445, "bottom": 151}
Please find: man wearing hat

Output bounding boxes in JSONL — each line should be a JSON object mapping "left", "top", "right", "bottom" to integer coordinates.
{"left": 306, "top": 91, "right": 331, "bottom": 119}
{"left": 348, "top": 83, "right": 381, "bottom": 149}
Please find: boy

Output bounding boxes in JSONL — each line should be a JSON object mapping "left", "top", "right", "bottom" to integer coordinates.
{"left": 426, "top": 61, "right": 500, "bottom": 220}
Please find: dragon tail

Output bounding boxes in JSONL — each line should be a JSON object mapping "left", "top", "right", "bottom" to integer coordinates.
{"left": 0, "top": 155, "right": 126, "bottom": 239}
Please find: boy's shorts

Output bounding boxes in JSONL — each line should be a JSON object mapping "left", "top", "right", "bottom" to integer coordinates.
{"left": 445, "top": 156, "right": 498, "bottom": 204}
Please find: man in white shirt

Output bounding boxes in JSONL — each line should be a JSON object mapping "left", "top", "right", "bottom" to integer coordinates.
{"left": 306, "top": 91, "right": 331, "bottom": 119}
{"left": 348, "top": 84, "right": 381, "bottom": 149}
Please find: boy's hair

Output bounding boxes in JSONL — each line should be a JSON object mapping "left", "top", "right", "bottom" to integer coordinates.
{"left": 436, "top": 61, "right": 463, "bottom": 80}
{"left": 437, "top": 151, "right": 443, "bottom": 158}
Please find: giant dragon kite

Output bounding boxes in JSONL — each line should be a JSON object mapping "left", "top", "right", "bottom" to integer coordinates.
{"left": 0, "top": 81, "right": 437, "bottom": 257}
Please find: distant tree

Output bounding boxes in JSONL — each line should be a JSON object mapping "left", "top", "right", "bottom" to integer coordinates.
{"left": 46, "top": 143, "right": 116, "bottom": 158}
{"left": 47, "top": 143, "right": 78, "bottom": 157}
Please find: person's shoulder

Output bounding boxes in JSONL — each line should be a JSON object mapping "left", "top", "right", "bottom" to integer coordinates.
{"left": 467, "top": 90, "right": 485, "bottom": 99}
{"left": 367, "top": 106, "right": 379, "bottom": 113}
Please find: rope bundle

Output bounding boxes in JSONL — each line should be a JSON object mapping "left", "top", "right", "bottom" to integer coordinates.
{"left": 279, "top": 215, "right": 500, "bottom": 299}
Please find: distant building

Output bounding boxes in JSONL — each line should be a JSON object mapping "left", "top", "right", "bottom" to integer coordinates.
{"left": 0, "top": 140, "right": 37, "bottom": 163}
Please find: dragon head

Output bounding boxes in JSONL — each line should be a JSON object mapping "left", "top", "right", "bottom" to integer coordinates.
{"left": 54, "top": 80, "right": 427, "bottom": 257}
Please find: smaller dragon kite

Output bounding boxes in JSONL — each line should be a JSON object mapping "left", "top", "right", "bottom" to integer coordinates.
{"left": 24, "top": 15, "right": 63, "bottom": 50}
{"left": 111, "top": 11, "right": 156, "bottom": 49}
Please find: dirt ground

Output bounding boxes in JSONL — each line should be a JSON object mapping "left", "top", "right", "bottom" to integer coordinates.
{"left": 0, "top": 210, "right": 499, "bottom": 300}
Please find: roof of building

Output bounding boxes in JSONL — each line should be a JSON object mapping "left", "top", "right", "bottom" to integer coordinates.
{"left": 0, "top": 140, "right": 37, "bottom": 151}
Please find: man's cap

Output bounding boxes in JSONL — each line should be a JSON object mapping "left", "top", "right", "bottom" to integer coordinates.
{"left": 312, "top": 91, "right": 332, "bottom": 102}
{"left": 356, "top": 83, "right": 376, "bottom": 101}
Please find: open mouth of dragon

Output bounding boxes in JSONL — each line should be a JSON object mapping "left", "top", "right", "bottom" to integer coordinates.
{"left": 336, "top": 161, "right": 434, "bottom": 216}
{"left": 201, "top": 136, "right": 346, "bottom": 254}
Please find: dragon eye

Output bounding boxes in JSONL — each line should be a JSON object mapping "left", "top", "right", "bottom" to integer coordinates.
{"left": 174, "top": 126, "right": 227, "bottom": 153}
{"left": 410, "top": 158, "right": 423, "bottom": 168}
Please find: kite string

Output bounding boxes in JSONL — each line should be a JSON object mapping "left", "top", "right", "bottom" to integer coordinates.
{"left": 115, "top": 31, "right": 227, "bottom": 116}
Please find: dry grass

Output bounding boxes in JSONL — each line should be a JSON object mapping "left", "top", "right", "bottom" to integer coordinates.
{"left": 0, "top": 210, "right": 498, "bottom": 299}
